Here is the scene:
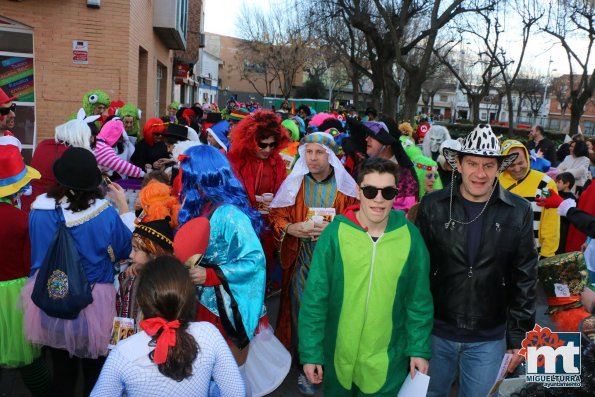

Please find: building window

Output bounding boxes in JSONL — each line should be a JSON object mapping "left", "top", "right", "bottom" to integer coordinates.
{"left": 0, "top": 17, "right": 34, "bottom": 162}
{"left": 177, "top": 0, "right": 188, "bottom": 39}
{"left": 440, "top": 95, "right": 448, "bottom": 102}
{"left": 156, "top": 62, "right": 167, "bottom": 117}
{"left": 243, "top": 59, "right": 265, "bottom": 74}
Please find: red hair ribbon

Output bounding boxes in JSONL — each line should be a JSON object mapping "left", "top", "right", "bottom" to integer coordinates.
{"left": 178, "top": 154, "right": 190, "bottom": 162}
{"left": 139, "top": 317, "right": 180, "bottom": 364}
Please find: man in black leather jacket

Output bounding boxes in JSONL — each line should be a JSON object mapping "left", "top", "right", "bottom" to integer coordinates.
{"left": 416, "top": 124, "right": 538, "bottom": 397}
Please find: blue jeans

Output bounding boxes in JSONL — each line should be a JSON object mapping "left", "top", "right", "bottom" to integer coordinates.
{"left": 427, "top": 335, "right": 506, "bottom": 397}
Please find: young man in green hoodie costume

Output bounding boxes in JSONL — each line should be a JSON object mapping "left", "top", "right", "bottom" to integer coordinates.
{"left": 299, "top": 157, "right": 433, "bottom": 396}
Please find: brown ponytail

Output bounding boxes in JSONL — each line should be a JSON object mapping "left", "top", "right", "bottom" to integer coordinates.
{"left": 136, "top": 256, "right": 198, "bottom": 381}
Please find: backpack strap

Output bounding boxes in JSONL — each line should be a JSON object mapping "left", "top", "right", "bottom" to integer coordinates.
{"left": 55, "top": 203, "right": 95, "bottom": 290}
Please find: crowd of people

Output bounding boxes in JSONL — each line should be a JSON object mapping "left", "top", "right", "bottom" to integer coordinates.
{"left": 0, "top": 86, "right": 594, "bottom": 397}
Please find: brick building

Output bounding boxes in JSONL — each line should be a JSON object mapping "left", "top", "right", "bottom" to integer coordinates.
{"left": 204, "top": 32, "right": 305, "bottom": 108}
{"left": 1, "top": 0, "right": 202, "bottom": 161}
{"left": 547, "top": 74, "right": 595, "bottom": 135}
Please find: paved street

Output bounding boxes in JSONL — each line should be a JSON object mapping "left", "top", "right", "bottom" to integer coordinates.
{"left": 0, "top": 284, "right": 555, "bottom": 396}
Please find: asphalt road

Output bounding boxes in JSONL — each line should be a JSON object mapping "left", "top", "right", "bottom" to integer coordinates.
{"left": 0, "top": 284, "right": 555, "bottom": 397}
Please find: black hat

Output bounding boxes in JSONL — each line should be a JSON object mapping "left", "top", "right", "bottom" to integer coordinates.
{"left": 133, "top": 218, "right": 174, "bottom": 251}
{"left": 365, "top": 107, "right": 378, "bottom": 117}
{"left": 205, "top": 112, "right": 222, "bottom": 123}
{"left": 318, "top": 117, "right": 345, "bottom": 133}
{"left": 347, "top": 118, "right": 395, "bottom": 146}
{"left": 161, "top": 124, "right": 188, "bottom": 142}
{"left": 53, "top": 147, "right": 102, "bottom": 191}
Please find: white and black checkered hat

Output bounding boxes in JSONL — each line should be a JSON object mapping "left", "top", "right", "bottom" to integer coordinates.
{"left": 443, "top": 124, "right": 518, "bottom": 172}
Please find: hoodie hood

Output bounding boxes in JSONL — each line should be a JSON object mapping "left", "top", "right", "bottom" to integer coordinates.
{"left": 501, "top": 139, "right": 529, "bottom": 179}
{"left": 97, "top": 119, "right": 124, "bottom": 146}
{"left": 207, "top": 120, "right": 230, "bottom": 151}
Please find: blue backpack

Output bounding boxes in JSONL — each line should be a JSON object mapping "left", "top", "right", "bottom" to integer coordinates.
{"left": 31, "top": 207, "right": 94, "bottom": 320}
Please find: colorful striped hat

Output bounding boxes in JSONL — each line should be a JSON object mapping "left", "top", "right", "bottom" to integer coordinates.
{"left": 301, "top": 131, "right": 339, "bottom": 154}
{"left": 228, "top": 108, "right": 250, "bottom": 121}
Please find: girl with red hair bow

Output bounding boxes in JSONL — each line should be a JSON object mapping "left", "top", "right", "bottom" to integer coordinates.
{"left": 92, "top": 256, "right": 245, "bottom": 396}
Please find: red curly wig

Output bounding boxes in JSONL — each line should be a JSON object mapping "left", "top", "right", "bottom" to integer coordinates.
{"left": 142, "top": 117, "right": 168, "bottom": 146}
{"left": 228, "top": 110, "right": 289, "bottom": 157}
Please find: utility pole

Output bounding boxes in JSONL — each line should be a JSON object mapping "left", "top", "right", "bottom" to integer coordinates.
{"left": 541, "top": 57, "right": 554, "bottom": 118}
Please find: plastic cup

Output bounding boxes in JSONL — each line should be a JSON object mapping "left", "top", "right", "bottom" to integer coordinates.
{"left": 303, "top": 220, "right": 315, "bottom": 232}
{"left": 311, "top": 215, "right": 324, "bottom": 224}
{"left": 263, "top": 193, "right": 274, "bottom": 202}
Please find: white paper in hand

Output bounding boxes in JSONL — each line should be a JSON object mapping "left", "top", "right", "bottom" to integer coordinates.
{"left": 397, "top": 370, "right": 430, "bottom": 397}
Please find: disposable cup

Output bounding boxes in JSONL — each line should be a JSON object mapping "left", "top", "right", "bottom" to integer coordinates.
{"left": 311, "top": 215, "right": 324, "bottom": 224}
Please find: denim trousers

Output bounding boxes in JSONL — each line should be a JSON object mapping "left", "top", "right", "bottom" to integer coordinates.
{"left": 426, "top": 334, "right": 506, "bottom": 397}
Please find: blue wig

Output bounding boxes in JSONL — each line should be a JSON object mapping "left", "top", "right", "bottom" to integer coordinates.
{"left": 178, "top": 145, "right": 264, "bottom": 235}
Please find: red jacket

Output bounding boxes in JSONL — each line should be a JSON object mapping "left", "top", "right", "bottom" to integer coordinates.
{"left": 20, "top": 139, "right": 69, "bottom": 213}
{"left": 0, "top": 203, "right": 31, "bottom": 281}
{"left": 227, "top": 152, "right": 286, "bottom": 207}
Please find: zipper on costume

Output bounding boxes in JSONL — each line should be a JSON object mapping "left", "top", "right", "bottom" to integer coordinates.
{"left": 364, "top": 233, "right": 382, "bottom": 323}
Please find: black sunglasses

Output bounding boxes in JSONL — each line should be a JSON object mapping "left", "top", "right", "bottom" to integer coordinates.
{"left": 257, "top": 141, "right": 278, "bottom": 149}
{"left": 0, "top": 103, "right": 16, "bottom": 116}
{"left": 360, "top": 185, "right": 399, "bottom": 200}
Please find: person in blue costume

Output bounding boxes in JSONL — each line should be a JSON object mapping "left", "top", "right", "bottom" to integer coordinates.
{"left": 178, "top": 145, "right": 294, "bottom": 396}
{"left": 21, "top": 147, "right": 132, "bottom": 396}
{"left": 178, "top": 145, "right": 266, "bottom": 366}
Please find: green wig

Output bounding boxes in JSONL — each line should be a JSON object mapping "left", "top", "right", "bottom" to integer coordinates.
{"left": 117, "top": 103, "right": 142, "bottom": 138}
{"left": 414, "top": 156, "right": 443, "bottom": 199}
{"left": 400, "top": 135, "right": 423, "bottom": 162}
{"left": 281, "top": 119, "right": 300, "bottom": 142}
{"left": 82, "top": 90, "right": 110, "bottom": 116}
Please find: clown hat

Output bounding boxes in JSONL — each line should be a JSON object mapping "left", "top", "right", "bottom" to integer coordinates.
{"left": 0, "top": 87, "right": 17, "bottom": 105}
{"left": 0, "top": 145, "right": 40, "bottom": 198}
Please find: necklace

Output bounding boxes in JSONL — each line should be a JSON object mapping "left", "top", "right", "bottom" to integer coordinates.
{"left": 444, "top": 172, "right": 498, "bottom": 230}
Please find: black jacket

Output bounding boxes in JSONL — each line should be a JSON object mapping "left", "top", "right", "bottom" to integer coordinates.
{"left": 566, "top": 207, "right": 595, "bottom": 238}
{"left": 415, "top": 178, "right": 538, "bottom": 349}
{"left": 527, "top": 138, "right": 557, "bottom": 167}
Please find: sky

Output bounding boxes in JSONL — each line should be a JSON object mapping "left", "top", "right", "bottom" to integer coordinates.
{"left": 203, "top": 0, "right": 588, "bottom": 77}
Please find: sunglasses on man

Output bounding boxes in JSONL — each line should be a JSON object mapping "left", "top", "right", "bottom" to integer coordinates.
{"left": 360, "top": 185, "right": 399, "bottom": 200}
{"left": 0, "top": 103, "right": 16, "bottom": 116}
{"left": 257, "top": 141, "right": 278, "bottom": 149}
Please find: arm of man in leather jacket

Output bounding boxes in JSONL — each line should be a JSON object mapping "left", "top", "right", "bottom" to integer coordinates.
{"left": 506, "top": 203, "right": 538, "bottom": 350}
{"left": 566, "top": 207, "right": 595, "bottom": 238}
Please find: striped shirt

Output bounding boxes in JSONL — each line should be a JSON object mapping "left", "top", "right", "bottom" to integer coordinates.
{"left": 94, "top": 140, "right": 145, "bottom": 178}
{"left": 523, "top": 173, "right": 553, "bottom": 249}
{"left": 304, "top": 171, "right": 338, "bottom": 208}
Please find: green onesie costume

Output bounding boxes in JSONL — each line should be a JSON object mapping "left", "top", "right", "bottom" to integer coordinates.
{"left": 298, "top": 208, "right": 433, "bottom": 396}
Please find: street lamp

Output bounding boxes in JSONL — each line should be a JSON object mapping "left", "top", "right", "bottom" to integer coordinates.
{"left": 541, "top": 58, "right": 555, "bottom": 118}
{"left": 452, "top": 42, "right": 470, "bottom": 123}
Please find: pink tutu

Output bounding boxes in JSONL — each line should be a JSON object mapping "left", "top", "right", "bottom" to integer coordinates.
{"left": 21, "top": 274, "right": 116, "bottom": 358}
